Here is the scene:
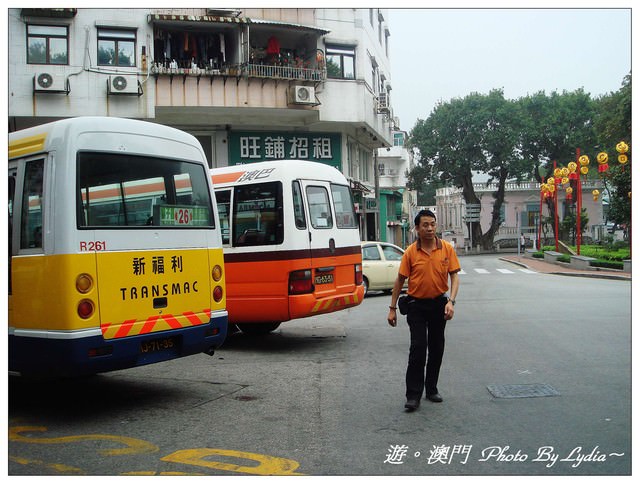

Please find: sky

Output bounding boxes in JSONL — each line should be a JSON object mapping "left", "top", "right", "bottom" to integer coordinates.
{"left": 387, "top": 5, "right": 632, "bottom": 133}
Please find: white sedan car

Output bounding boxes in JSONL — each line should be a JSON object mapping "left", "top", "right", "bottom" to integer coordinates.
{"left": 361, "top": 241, "right": 406, "bottom": 296}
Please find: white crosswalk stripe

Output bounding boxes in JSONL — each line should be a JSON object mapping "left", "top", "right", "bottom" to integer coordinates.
{"left": 457, "top": 267, "right": 538, "bottom": 275}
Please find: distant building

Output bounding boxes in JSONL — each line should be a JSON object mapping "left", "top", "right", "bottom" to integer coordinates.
{"left": 435, "top": 179, "right": 605, "bottom": 250}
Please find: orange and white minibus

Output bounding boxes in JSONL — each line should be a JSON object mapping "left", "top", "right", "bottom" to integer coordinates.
{"left": 8, "top": 117, "right": 228, "bottom": 377}
{"left": 211, "top": 160, "right": 364, "bottom": 334}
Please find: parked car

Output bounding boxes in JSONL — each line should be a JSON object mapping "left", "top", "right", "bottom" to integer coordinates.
{"left": 361, "top": 241, "right": 406, "bottom": 296}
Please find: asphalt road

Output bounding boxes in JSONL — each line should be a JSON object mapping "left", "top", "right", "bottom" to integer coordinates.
{"left": 7, "top": 254, "right": 632, "bottom": 476}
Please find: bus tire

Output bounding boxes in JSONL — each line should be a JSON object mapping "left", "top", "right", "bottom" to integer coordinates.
{"left": 238, "top": 323, "right": 281, "bottom": 335}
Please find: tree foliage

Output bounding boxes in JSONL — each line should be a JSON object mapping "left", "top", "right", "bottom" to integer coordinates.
{"left": 407, "top": 78, "right": 630, "bottom": 248}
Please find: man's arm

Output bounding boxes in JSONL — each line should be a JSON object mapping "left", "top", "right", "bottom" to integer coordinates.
{"left": 387, "top": 274, "right": 407, "bottom": 327}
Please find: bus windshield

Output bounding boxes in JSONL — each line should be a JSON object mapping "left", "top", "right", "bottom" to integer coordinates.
{"left": 77, "top": 152, "right": 215, "bottom": 228}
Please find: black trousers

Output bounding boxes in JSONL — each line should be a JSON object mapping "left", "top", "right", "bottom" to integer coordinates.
{"left": 405, "top": 296, "right": 448, "bottom": 399}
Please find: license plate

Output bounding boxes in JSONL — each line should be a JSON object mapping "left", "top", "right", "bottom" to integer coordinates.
{"left": 314, "top": 274, "right": 334, "bottom": 285}
{"left": 140, "top": 337, "right": 176, "bottom": 354}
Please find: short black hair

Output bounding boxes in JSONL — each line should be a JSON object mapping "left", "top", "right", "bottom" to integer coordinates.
{"left": 414, "top": 209, "right": 437, "bottom": 226}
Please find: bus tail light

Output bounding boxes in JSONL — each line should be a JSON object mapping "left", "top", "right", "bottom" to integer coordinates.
{"left": 289, "top": 269, "right": 313, "bottom": 295}
{"left": 76, "top": 273, "right": 94, "bottom": 294}
{"left": 355, "top": 263, "right": 363, "bottom": 286}
{"left": 212, "top": 264, "right": 223, "bottom": 282}
{"left": 213, "top": 285, "right": 224, "bottom": 302}
{"left": 77, "top": 299, "right": 95, "bottom": 319}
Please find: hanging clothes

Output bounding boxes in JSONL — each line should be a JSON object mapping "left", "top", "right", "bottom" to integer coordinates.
{"left": 266, "top": 35, "right": 280, "bottom": 55}
{"left": 219, "top": 33, "right": 226, "bottom": 63}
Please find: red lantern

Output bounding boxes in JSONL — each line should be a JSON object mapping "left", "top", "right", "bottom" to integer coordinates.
{"left": 598, "top": 163, "right": 609, "bottom": 173}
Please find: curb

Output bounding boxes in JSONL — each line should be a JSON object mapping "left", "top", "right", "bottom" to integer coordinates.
{"left": 498, "top": 257, "right": 631, "bottom": 281}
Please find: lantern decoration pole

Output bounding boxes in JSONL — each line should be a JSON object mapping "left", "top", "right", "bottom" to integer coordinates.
{"left": 553, "top": 161, "right": 559, "bottom": 252}
{"left": 616, "top": 141, "right": 630, "bottom": 256}
{"left": 575, "top": 149, "right": 581, "bottom": 255}
{"left": 538, "top": 183, "right": 543, "bottom": 250}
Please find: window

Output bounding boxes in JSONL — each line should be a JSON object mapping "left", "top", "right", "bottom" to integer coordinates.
{"left": 393, "top": 133, "right": 404, "bottom": 147}
{"left": 78, "top": 153, "right": 214, "bottom": 228}
{"left": 27, "top": 24, "right": 68, "bottom": 65}
{"left": 21, "top": 159, "right": 44, "bottom": 249}
{"left": 362, "top": 245, "right": 381, "bottom": 261}
{"left": 382, "top": 245, "right": 404, "bottom": 261}
{"left": 292, "top": 181, "right": 307, "bottom": 229}
{"left": 306, "top": 186, "right": 333, "bottom": 229}
{"left": 326, "top": 45, "right": 355, "bottom": 79}
{"left": 98, "top": 28, "right": 136, "bottom": 67}
{"left": 233, "top": 182, "right": 283, "bottom": 246}
{"left": 214, "top": 189, "right": 231, "bottom": 245}
{"left": 331, "top": 184, "right": 357, "bottom": 228}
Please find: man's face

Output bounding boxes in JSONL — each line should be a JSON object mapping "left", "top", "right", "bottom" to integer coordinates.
{"left": 417, "top": 215, "right": 437, "bottom": 239}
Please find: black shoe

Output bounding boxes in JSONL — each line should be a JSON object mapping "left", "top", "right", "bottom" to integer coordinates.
{"left": 404, "top": 398, "right": 420, "bottom": 411}
{"left": 426, "top": 393, "right": 443, "bottom": 403}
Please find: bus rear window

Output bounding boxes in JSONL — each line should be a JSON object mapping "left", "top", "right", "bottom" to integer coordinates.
{"left": 77, "top": 152, "right": 214, "bottom": 228}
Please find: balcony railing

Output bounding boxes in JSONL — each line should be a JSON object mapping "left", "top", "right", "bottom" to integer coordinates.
{"left": 151, "top": 62, "right": 326, "bottom": 81}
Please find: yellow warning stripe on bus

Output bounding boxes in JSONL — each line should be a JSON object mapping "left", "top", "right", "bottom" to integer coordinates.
{"left": 101, "top": 309, "right": 211, "bottom": 339}
{"left": 311, "top": 294, "right": 361, "bottom": 314}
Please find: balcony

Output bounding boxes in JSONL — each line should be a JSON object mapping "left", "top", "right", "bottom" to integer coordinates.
{"left": 151, "top": 62, "right": 325, "bottom": 82}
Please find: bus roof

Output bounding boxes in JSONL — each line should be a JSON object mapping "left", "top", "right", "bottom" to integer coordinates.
{"left": 9, "top": 117, "right": 198, "bottom": 160}
{"left": 211, "top": 159, "right": 347, "bottom": 186}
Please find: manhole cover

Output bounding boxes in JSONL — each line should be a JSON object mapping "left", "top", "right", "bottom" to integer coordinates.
{"left": 487, "top": 383, "right": 559, "bottom": 399}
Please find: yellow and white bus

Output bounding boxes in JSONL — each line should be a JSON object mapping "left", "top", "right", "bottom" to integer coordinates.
{"left": 8, "top": 117, "right": 228, "bottom": 377}
{"left": 211, "top": 160, "right": 364, "bottom": 335}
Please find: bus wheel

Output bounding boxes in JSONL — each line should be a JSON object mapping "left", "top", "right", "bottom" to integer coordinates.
{"left": 238, "top": 323, "right": 281, "bottom": 335}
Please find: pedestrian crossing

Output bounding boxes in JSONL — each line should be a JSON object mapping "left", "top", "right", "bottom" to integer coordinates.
{"left": 458, "top": 267, "right": 537, "bottom": 275}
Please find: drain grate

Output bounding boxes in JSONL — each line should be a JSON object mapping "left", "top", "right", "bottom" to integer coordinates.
{"left": 487, "top": 383, "right": 560, "bottom": 399}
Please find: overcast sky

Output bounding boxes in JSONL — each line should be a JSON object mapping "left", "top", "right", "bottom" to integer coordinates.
{"left": 387, "top": 6, "right": 632, "bottom": 133}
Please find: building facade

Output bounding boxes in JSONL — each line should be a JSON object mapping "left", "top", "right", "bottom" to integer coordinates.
{"left": 8, "top": 7, "right": 400, "bottom": 240}
{"left": 435, "top": 179, "right": 605, "bottom": 251}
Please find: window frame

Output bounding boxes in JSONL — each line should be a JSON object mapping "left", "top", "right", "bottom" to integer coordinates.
{"left": 97, "top": 27, "right": 137, "bottom": 67}
{"left": 325, "top": 44, "right": 355, "bottom": 80}
{"left": 27, "top": 24, "right": 69, "bottom": 65}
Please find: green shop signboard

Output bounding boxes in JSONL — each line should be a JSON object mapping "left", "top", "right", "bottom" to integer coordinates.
{"left": 229, "top": 131, "right": 341, "bottom": 169}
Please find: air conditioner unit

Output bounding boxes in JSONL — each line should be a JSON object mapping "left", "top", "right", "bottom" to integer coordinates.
{"left": 33, "top": 72, "right": 69, "bottom": 94}
{"left": 289, "top": 85, "right": 316, "bottom": 105}
{"left": 377, "top": 92, "right": 390, "bottom": 113}
{"left": 107, "top": 75, "right": 141, "bottom": 95}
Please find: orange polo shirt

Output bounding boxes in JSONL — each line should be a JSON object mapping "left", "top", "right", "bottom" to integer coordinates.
{"left": 399, "top": 237, "right": 461, "bottom": 299}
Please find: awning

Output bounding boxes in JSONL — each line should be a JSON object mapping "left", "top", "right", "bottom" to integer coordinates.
{"left": 245, "top": 18, "right": 330, "bottom": 35}
{"left": 148, "top": 14, "right": 330, "bottom": 35}
{"left": 148, "top": 13, "right": 251, "bottom": 25}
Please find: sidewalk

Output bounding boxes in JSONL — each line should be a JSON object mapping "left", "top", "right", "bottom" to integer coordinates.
{"left": 499, "top": 254, "right": 632, "bottom": 281}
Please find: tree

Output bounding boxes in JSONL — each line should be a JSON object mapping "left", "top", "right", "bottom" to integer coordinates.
{"left": 519, "top": 89, "right": 596, "bottom": 236}
{"left": 593, "top": 74, "right": 631, "bottom": 230}
{"left": 408, "top": 90, "right": 527, "bottom": 249}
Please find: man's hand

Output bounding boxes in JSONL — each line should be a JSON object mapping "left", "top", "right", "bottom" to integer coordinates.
{"left": 387, "top": 308, "right": 397, "bottom": 327}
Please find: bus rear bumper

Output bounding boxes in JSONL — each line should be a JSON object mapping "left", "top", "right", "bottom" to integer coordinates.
{"left": 289, "top": 284, "right": 365, "bottom": 320}
{"left": 9, "top": 312, "right": 228, "bottom": 378}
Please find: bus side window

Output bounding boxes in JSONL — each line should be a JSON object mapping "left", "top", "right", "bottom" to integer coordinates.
{"left": 20, "top": 159, "right": 44, "bottom": 250}
{"left": 8, "top": 174, "right": 16, "bottom": 293}
{"left": 306, "top": 186, "right": 333, "bottom": 229}
{"left": 214, "top": 189, "right": 231, "bottom": 245}
{"left": 292, "top": 181, "right": 307, "bottom": 229}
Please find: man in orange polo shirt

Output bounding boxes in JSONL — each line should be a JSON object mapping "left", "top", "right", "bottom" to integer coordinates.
{"left": 388, "top": 209, "right": 460, "bottom": 412}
